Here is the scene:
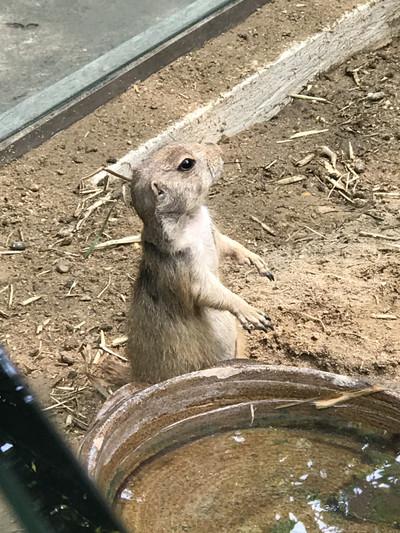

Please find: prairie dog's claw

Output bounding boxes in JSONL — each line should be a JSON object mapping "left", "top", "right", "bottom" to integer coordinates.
{"left": 247, "top": 252, "right": 274, "bottom": 281}
{"left": 262, "top": 271, "right": 275, "bottom": 282}
{"left": 237, "top": 307, "right": 273, "bottom": 333}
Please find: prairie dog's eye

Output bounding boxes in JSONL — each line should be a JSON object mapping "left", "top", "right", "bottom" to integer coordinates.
{"left": 178, "top": 158, "right": 196, "bottom": 172}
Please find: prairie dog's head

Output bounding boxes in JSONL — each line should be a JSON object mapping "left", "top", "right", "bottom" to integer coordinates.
{"left": 130, "top": 143, "right": 223, "bottom": 222}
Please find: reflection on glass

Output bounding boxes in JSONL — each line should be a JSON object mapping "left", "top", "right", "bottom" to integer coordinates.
{"left": 0, "top": 0, "right": 235, "bottom": 143}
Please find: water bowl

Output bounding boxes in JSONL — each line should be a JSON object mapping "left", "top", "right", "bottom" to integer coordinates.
{"left": 79, "top": 363, "right": 400, "bottom": 532}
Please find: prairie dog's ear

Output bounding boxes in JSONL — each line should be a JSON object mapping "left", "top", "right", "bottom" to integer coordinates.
{"left": 150, "top": 181, "right": 166, "bottom": 198}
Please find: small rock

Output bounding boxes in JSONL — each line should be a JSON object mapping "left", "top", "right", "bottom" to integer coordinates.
{"left": 63, "top": 339, "right": 79, "bottom": 351}
{"left": 353, "top": 191, "right": 368, "bottom": 200}
{"left": 57, "top": 226, "right": 73, "bottom": 238}
{"left": 353, "top": 158, "right": 365, "bottom": 173}
{"left": 58, "top": 215, "right": 73, "bottom": 224}
{"left": 60, "top": 352, "right": 74, "bottom": 365}
{"left": 316, "top": 206, "right": 337, "bottom": 215}
{"left": 73, "top": 156, "right": 84, "bottom": 164}
{"left": 56, "top": 259, "right": 70, "bottom": 274}
{"left": 99, "top": 324, "right": 113, "bottom": 332}
{"left": 29, "top": 183, "right": 40, "bottom": 192}
{"left": 80, "top": 295, "right": 91, "bottom": 301}
{"left": 10, "top": 241, "right": 26, "bottom": 251}
{"left": 376, "top": 51, "right": 388, "bottom": 60}
{"left": 64, "top": 279, "right": 75, "bottom": 290}
{"left": 106, "top": 156, "right": 117, "bottom": 164}
{"left": 60, "top": 237, "right": 72, "bottom": 246}
{"left": 366, "top": 91, "right": 385, "bottom": 101}
{"left": 55, "top": 169, "right": 65, "bottom": 176}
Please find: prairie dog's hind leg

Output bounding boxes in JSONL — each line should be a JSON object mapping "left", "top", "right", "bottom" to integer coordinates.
{"left": 214, "top": 229, "right": 274, "bottom": 281}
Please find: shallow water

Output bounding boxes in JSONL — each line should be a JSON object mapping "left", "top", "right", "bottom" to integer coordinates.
{"left": 115, "top": 418, "right": 400, "bottom": 532}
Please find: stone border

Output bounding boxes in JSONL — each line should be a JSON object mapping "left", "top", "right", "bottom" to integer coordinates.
{"left": 92, "top": 0, "right": 400, "bottom": 185}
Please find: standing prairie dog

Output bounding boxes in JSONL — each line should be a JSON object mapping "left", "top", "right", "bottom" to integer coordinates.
{"left": 127, "top": 142, "right": 273, "bottom": 384}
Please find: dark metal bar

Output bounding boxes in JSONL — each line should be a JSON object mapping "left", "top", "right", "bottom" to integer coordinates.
{"left": 0, "top": 345, "right": 127, "bottom": 533}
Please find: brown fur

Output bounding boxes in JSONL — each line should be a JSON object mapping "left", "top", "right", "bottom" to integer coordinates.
{"left": 126, "top": 143, "right": 273, "bottom": 384}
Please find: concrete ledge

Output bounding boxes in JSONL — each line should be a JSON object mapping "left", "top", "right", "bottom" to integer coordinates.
{"left": 92, "top": 0, "right": 400, "bottom": 185}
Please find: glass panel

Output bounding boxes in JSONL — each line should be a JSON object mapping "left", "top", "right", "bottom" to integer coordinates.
{"left": 0, "top": 0, "right": 235, "bottom": 143}
{"left": 0, "top": 491, "right": 25, "bottom": 533}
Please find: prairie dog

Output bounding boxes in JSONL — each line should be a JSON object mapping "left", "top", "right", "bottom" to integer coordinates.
{"left": 127, "top": 143, "right": 273, "bottom": 384}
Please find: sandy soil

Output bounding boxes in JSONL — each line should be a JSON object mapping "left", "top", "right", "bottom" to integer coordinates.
{"left": 0, "top": 22, "right": 399, "bottom": 446}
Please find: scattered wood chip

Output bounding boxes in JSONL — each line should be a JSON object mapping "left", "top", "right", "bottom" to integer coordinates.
{"left": 276, "top": 175, "right": 307, "bottom": 185}
{"left": 36, "top": 318, "right": 51, "bottom": 335}
{"left": 92, "top": 350, "right": 102, "bottom": 365}
{"left": 345, "top": 66, "right": 361, "bottom": 86}
{"left": 319, "top": 145, "right": 337, "bottom": 169}
{"left": 8, "top": 284, "right": 14, "bottom": 308}
{"left": 316, "top": 206, "right": 338, "bottom": 215}
{"left": 303, "top": 225, "right": 325, "bottom": 239}
{"left": 276, "top": 385, "right": 385, "bottom": 411}
{"left": 81, "top": 166, "right": 104, "bottom": 181}
{"left": 264, "top": 159, "right": 277, "bottom": 171}
{"left": 99, "top": 330, "right": 128, "bottom": 362}
{"left": 84, "top": 235, "right": 141, "bottom": 252}
{"left": 295, "top": 153, "right": 315, "bottom": 167}
{"left": 323, "top": 174, "right": 355, "bottom": 204}
{"left": 373, "top": 192, "right": 400, "bottom": 198}
{"left": 370, "top": 313, "right": 397, "bottom": 320}
{"left": 314, "top": 385, "right": 384, "bottom": 409}
{"left": 348, "top": 141, "right": 354, "bottom": 160}
{"left": 290, "top": 94, "right": 332, "bottom": 104}
{"left": 277, "top": 129, "right": 329, "bottom": 143}
{"left": 301, "top": 312, "right": 326, "bottom": 331}
{"left": 0, "top": 250, "right": 24, "bottom": 255}
{"left": 378, "top": 244, "right": 400, "bottom": 252}
{"left": 366, "top": 91, "right": 385, "bottom": 101}
{"left": 275, "top": 397, "right": 319, "bottom": 410}
{"left": 21, "top": 295, "right": 43, "bottom": 306}
{"left": 97, "top": 274, "right": 112, "bottom": 299}
{"left": 37, "top": 269, "right": 52, "bottom": 278}
{"left": 73, "top": 320, "right": 86, "bottom": 332}
{"left": 111, "top": 335, "right": 128, "bottom": 347}
{"left": 250, "top": 215, "right": 276, "bottom": 236}
{"left": 359, "top": 231, "right": 399, "bottom": 242}
{"left": 76, "top": 192, "right": 114, "bottom": 231}
{"left": 104, "top": 167, "right": 132, "bottom": 182}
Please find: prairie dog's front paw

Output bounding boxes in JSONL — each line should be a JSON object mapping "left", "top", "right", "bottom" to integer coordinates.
{"left": 235, "top": 305, "right": 273, "bottom": 333}
{"left": 248, "top": 252, "right": 274, "bottom": 281}
{"left": 241, "top": 251, "right": 274, "bottom": 281}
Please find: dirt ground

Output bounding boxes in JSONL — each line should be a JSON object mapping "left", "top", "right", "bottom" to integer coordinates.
{"left": 1, "top": 28, "right": 399, "bottom": 447}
